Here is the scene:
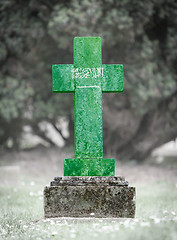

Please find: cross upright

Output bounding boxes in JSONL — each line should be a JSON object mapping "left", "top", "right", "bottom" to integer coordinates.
{"left": 52, "top": 37, "right": 123, "bottom": 176}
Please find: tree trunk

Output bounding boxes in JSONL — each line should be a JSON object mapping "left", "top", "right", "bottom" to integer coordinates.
{"left": 103, "top": 90, "right": 177, "bottom": 161}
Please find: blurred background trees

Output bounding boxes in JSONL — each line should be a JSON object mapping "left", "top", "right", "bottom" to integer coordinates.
{"left": 0, "top": 0, "right": 176, "bottom": 161}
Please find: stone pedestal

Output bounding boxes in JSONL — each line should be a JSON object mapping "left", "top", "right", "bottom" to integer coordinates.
{"left": 44, "top": 176, "right": 136, "bottom": 218}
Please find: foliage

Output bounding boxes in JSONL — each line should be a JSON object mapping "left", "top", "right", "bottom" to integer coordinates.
{"left": 0, "top": 0, "right": 176, "bottom": 159}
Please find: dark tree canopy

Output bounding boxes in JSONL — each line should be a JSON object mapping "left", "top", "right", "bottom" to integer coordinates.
{"left": 0, "top": 0, "right": 177, "bottom": 161}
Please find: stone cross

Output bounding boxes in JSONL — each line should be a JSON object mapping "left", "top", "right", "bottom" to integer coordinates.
{"left": 52, "top": 37, "right": 123, "bottom": 176}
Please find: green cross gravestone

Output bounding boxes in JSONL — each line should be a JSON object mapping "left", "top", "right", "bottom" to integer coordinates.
{"left": 52, "top": 37, "right": 123, "bottom": 176}
{"left": 44, "top": 37, "right": 135, "bottom": 218}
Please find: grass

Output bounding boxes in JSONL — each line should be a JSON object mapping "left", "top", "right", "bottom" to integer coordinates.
{"left": 0, "top": 180, "right": 177, "bottom": 240}
{"left": 0, "top": 147, "right": 177, "bottom": 239}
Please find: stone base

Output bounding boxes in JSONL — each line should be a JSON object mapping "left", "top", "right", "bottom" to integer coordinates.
{"left": 44, "top": 177, "right": 136, "bottom": 218}
{"left": 64, "top": 158, "right": 115, "bottom": 176}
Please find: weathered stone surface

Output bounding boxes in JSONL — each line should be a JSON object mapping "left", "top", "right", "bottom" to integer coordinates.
{"left": 74, "top": 87, "right": 103, "bottom": 159}
{"left": 51, "top": 176, "right": 128, "bottom": 186}
{"left": 64, "top": 158, "right": 115, "bottom": 176}
{"left": 102, "top": 64, "right": 123, "bottom": 92}
{"left": 52, "top": 64, "right": 74, "bottom": 93}
{"left": 47, "top": 37, "right": 136, "bottom": 218}
{"left": 44, "top": 177, "right": 136, "bottom": 218}
{"left": 52, "top": 37, "right": 123, "bottom": 176}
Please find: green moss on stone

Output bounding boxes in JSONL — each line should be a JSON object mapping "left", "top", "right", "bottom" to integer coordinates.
{"left": 64, "top": 159, "right": 115, "bottom": 176}
{"left": 52, "top": 37, "right": 123, "bottom": 176}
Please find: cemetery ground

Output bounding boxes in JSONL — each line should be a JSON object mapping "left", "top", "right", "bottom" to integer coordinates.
{"left": 0, "top": 147, "right": 177, "bottom": 240}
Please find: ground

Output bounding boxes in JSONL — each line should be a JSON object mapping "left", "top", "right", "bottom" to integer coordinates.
{"left": 0, "top": 147, "right": 177, "bottom": 240}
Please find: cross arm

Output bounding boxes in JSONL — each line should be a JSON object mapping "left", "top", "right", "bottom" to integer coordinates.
{"left": 52, "top": 64, "right": 74, "bottom": 93}
{"left": 102, "top": 64, "right": 123, "bottom": 92}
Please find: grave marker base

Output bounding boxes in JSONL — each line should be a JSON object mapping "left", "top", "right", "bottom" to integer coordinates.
{"left": 64, "top": 158, "right": 115, "bottom": 176}
{"left": 44, "top": 176, "right": 136, "bottom": 218}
